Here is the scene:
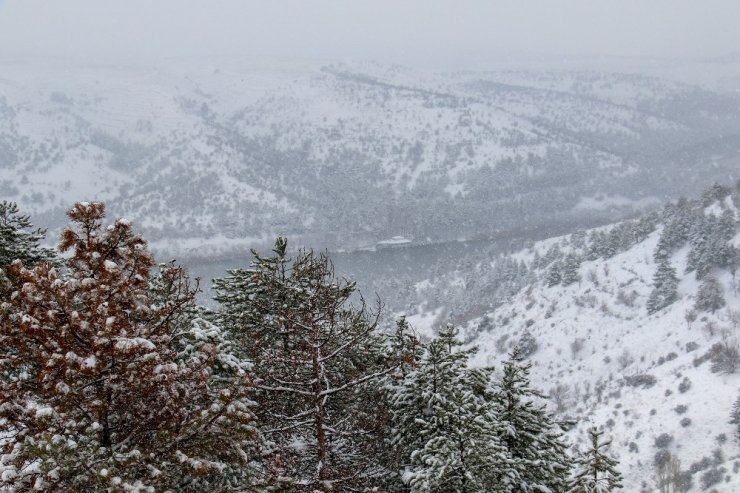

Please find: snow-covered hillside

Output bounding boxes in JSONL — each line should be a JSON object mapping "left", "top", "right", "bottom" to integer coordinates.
{"left": 2, "top": 57, "right": 740, "bottom": 259}
{"left": 406, "top": 184, "right": 740, "bottom": 491}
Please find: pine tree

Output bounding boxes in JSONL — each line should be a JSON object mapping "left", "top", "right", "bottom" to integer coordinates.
{"left": 494, "top": 347, "right": 572, "bottom": 492}
{"left": 730, "top": 391, "right": 740, "bottom": 441}
{"left": 567, "top": 428, "right": 623, "bottom": 493}
{"left": 560, "top": 253, "right": 581, "bottom": 286}
{"left": 694, "top": 275, "right": 725, "bottom": 313}
{"left": 0, "top": 201, "right": 56, "bottom": 298}
{"left": 390, "top": 325, "right": 515, "bottom": 492}
{"left": 0, "top": 202, "right": 259, "bottom": 492}
{"left": 547, "top": 261, "right": 562, "bottom": 287}
{"left": 214, "top": 238, "right": 393, "bottom": 491}
{"left": 646, "top": 258, "right": 679, "bottom": 314}
{"left": 371, "top": 316, "right": 424, "bottom": 492}
{"left": 0, "top": 200, "right": 55, "bottom": 267}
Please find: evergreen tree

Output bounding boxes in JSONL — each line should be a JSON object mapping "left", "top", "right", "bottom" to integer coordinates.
{"left": 694, "top": 275, "right": 725, "bottom": 313}
{"left": 646, "top": 258, "right": 679, "bottom": 314}
{"left": 0, "top": 200, "right": 55, "bottom": 267}
{"left": 561, "top": 254, "right": 581, "bottom": 286}
{"left": 0, "top": 201, "right": 56, "bottom": 298}
{"left": 391, "top": 325, "right": 515, "bottom": 492}
{"left": 567, "top": 428, "right": 623, "bottom": 493}
{"left": 0, "top": 202, "right": 259, "bottom": 492}
{"left": 214, "top": 238, "right": 393, "bottom": 491}
{"left": 547, "top": 261, "right": 562, "bottom": 287}
{"left": 655, "top": 197, "right": 695, "bottom": 263}
{"left": 730, "top": 391, "right": 740, "bottom": 441}
{"left": 494, "top": 348, "right": 572, "bottom": 492}
{"left": 375, "top": 316, "right": 425, "bottom": 492}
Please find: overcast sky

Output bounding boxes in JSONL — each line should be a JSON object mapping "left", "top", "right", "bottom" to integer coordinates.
{"left": 0, "top": 0, "right": 738, "bottom": 66}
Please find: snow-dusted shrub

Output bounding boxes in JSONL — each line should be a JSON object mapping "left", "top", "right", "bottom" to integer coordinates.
{"left": 624, "top": 374, "right": 657, "bottom": 388}
{"left": 700, "top": 467, "right": 725, "bottom": 490}
{"left": 695, "top": 276, "right": 726, "bottom": 313}
{"left": 548, "top": 383, "right": 573, "bottom": 413}
{"left": 495, "top": 334, "right": 509, "bottom": 353}
{"left": 689, "top": 456, "right": 712, "bottom": 474}
{"left": 616, "top": 288, "right": 638, "bottom": 307}
{"left": 680, "top": 417, "right": 692, "bottom": 427}
{"left": 712, "top": 448, "right": 725, "bottom": 466}
{"left": 655, "top": 433, "right": 674, "bottom": 449}
{"left": 675, "top": 404, "right": 688, "bottom": 414}
{"left": 518, "top": 329, "right": 538, "bottom": 358}
{"left": 617, "top": 349, "right": 634, "bottom": 370}
{"left": 709, "top": 341, "right": 740, "bottom": 374}
{"left": 570, "top": 337, "right": 585, "bottom": 359}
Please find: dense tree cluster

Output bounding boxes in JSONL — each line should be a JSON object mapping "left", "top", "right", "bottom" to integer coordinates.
{"left": 0, "top": 201, "right": 624, "bottom": 491}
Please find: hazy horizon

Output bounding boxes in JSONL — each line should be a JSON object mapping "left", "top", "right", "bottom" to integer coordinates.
{"left": 1, "top": 0, "right": 740, "bottom": 68}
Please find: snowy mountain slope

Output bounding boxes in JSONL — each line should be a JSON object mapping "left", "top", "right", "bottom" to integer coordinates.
{"left": 2, "top": 57, "right": 740, "bottom": 259}
{"left": 404, "top": 186, "right": 740, "bottom": 491}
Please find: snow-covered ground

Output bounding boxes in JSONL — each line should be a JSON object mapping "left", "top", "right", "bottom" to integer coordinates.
{"left": 401, "top": 195, "right": 740, "bottom": 491}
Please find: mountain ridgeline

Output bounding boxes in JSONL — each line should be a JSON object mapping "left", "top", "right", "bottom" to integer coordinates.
{"left": 2, "top": 59, "right": 740, "bottom": 259}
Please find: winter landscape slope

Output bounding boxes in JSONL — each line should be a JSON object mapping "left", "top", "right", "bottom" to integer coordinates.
{"left": 404, "top": 184, "right": 740, "bottom": 491}
{"left": 2, "top": 56, "right": 740, "bottom": 261}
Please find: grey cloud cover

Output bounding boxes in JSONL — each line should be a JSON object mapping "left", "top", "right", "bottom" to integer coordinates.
{"left": 0, "top": 0, "right": 739, "bottom": 65}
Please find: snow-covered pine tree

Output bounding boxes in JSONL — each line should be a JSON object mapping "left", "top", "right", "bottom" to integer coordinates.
{"left": 0, "top": 201, "right": 56, "bottom": 298}
{"left": 391, "top": 325, "right": 515, "bottom": 492}
{"left": 646, "top": 258, "right": 679, "bottom": 314}
{"left": 561, "top": 254, "right": 581, "bottom": 286}
{"left": 214, "top": 238, "right": 393, "bottom": 491}
{"left": 494, "top": 347, "right": 572, "bottom": 492}
{"left": 377, "top": 316, "right": 425, "bottom": 492}
{"left": 567, "top": 427, "right": 623, "bottom": 493}
{"left": 0, "top": 200, "right": 55, "bottom": 267}
{"left": 730, "top": 391, "right": 740, "bottom": 441}
{"left": 547, "top": 261, "right": 562, "bottom": 287}
{"left": 694, "top": 275, "right": 725, "bottom": 313}
{"left": 654, "top": 197, "right": 695, "bottom": 262}
{"left": 0, "top": 202, "right": 260, "bottom": 492}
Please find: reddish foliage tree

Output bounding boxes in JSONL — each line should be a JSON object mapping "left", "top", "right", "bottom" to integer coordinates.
{"left": 0, "top": 202, "right": 259, "bottom": 492}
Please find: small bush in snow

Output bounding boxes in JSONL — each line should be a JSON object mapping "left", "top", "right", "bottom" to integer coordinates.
{"left": 689, "top": 456, "right": 712, "bottom": 474}
{"left": 674, "top": 404, "right": 688, "bottom": 414}
{"left": 680, "top": 417, "right": 692, "bottom": 428}
{"left": 518, "top": 330, "right": 538, "bottom": 358}
{"left": 570, "top": 337, "right": 585, "bottom": 359}
{"left": 709, "top": 341, "right": 740, "bottom": 374}
{"left": 617, "top": 349, "right": 634, "bottom": 370}
{"left": 700, "top": 467, "right": 725, "bottom": 490}
{"left": 685, "top": 309, "right": 698, "bottom": 329}
{"left": 625, "top": 374, "right": 657, "bottom": 388}
{"left": 712, "top": 448, "right": 725, "bottom": 466}
{"left": 694, "top": 276, "right": 726, "bottom": 313}
{"left": 655, "top": 433, "right": 674, "bottom": 449}
{"left": 495, "top": 334, "right": 509, "bottom": 354}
